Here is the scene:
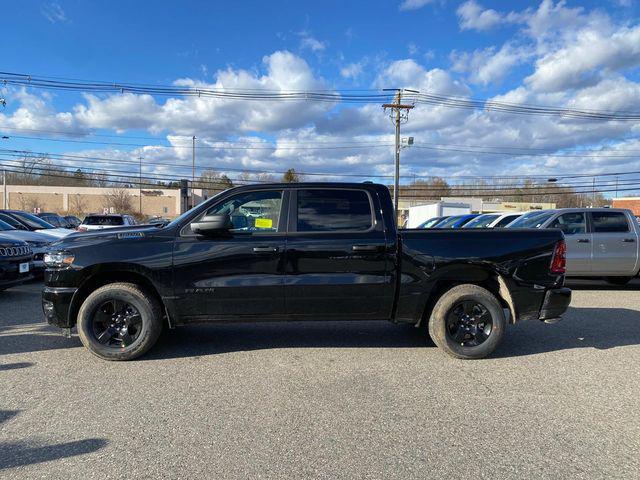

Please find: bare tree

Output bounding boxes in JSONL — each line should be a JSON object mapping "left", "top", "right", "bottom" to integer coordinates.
{"left": 104, "top": 188, "right": 133, "bottom": 213}
{"left": 68, "top": 194, "right": 88, "bottom": 216}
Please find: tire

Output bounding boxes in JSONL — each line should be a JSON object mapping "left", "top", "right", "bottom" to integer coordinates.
{"left": 605, "top": 276, "right": 633, "bottom": 286}
{"left": 428, "top": 284, "right": 506, "bottom": 360}
{"left": 77, "top": 282, "right": 163, "bottom": 361}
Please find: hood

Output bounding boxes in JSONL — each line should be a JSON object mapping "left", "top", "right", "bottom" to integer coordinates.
{"left": 54, "top": 225, "right": 164, "bottom": 248}
{"left": 35, "top": 227, "right": 76, "bottom": 238}
{"left": 1, "top": 230, "right": 58, "bottom": 244}
{"left": 0, "top": 233, "right": 29, "bottom": 247}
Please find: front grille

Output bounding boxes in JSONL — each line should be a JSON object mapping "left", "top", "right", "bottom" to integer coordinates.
{"left": 0, "top": 245, "right": 32, "bottom": 257}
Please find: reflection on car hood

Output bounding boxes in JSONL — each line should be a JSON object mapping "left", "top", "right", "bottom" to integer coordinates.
{"left": 0, "top": 230, "right": 58, "bottom": 243}
{"left": 35, "top": 228, "right": 75, "bottom": 238}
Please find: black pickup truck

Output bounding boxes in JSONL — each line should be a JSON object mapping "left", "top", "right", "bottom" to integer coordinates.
{"left": 42, "top": 183, "right": 570, "bottom": 361}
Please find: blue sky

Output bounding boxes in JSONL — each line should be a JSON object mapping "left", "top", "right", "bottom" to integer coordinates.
{"left": 1, "top": 0, "right": 640, "bottom": 189}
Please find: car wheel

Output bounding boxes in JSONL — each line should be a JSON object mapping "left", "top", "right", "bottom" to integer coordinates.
{"left": 605, "top": 276, "right": 633, "bottom": 286}
{"left": 428, "top": 284, "right": 506, "bottom": 360}
{"left": 77, "top": 282, "right": 163, "bottom": 361}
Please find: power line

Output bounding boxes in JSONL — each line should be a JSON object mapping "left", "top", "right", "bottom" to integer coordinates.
{"left": 3, "top": 70, "right": 640, "bottom": 120}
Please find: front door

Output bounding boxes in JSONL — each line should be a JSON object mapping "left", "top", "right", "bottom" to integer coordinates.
{"left": 284, "top": 188, "right": 394, "bottom": 320}
{"left": 172, "top": 189, "right": 287, "bottom": 322}
{"left": 547, "top": 212, "right": 591, "bottom": 275}
{"left": 589, "top": 211, "right": 638, "bottom": 275}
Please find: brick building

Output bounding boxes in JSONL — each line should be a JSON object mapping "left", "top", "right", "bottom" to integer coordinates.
{"left": 612, "top": 197, "right": 640, "bottom": 215}
{"left": 0, "top": 185, "right": 188, "bottom": 218}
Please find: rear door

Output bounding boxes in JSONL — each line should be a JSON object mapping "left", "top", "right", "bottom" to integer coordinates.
{"left": 284, "top": 188, "right": 394, "bottom": 320}
{"left": 547, "top": 212, "right": 591, "bottom": 275}
{"left": 589, "top": 211, "right": 638, "bottom": 275}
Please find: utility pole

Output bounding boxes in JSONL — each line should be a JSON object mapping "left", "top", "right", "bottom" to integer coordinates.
{"left": 192, "top": 135, "right": 196, "bottom": 208}
{"left": 383, "top": 89, "right": 417, "bottom": 222}
{"left": 138, "top": 156, "right": 143, "bottom": 214}
{"left": 2, "top": 169, "right": 6, "bottom": 209}
{"left": 592, "top": 176, "right": 596, "bottom": 206}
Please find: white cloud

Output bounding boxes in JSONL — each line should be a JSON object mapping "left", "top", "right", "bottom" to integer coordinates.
{"left": 41, "top": 2, "right": 67, "bottom": 23}
{"left": 298, "top": 32, "right": 326, "bottom": 52}
{"left": 457, "top": 0, "right": 505, "bottom": 31}
{"left": 451, "top": 44, "right": 529, "bottom": 85}
{"left": 399, "top": 0, "right": 435, "bottom": 11}
{"left": 526, "top": 23, "right": 640, "bottom": 92}
{"left": 340, "top": 62, "right": 364, "bottom": 79}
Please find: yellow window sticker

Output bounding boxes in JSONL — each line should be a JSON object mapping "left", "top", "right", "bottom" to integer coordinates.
{"left": 255, "top": 218, "right": 273, "bottom": 228}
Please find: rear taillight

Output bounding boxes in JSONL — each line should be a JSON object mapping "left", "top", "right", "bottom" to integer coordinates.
{"left": 77, "top": 226, "right": 87, "bottom": 232}
{"left": 550, "top": 239, "right": 566, "bottom": 274}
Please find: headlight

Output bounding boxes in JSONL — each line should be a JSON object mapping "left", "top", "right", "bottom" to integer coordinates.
{"left": 43, "top": 251, "right": 75, "bottom": 268}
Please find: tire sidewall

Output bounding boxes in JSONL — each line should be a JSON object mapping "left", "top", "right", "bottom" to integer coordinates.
{"left": 77, "top": 284, "right": 160, "bottom": 361}
{"left": 429, "top": 285, "right": 506, "bottom": 360}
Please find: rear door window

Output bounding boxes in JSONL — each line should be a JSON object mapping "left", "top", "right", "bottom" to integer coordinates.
{"left": 590, "top": 212, "right": 629, "bottom": 233}
{"left": 296, "top": 189, "right": 372, "bottom": 232}
{"left": 548, "top": 212, "right": 586, "bottom": 235}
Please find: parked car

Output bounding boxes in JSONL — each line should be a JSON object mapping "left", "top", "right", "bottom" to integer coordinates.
{"left": 506, "top": 210, "right": 557, "bottom": 228}
{"left": 0, "top": 219, "right": 57, "bottom": 272}
{"left": 0, "top": 235, "right": 33, "bottom": 291}
{"left": 432, "top": 214, "right": 481, "bottom": 228}
{"left": 38, "top": 212, "right": 73, "bottom": 229}
{"left": 43, "top": 182, "right": 570, "bottom": 361}
{"left": 462, "top": 213, "right": 501, "bottom": 228}
{"left": 488, "top": 212, "right": 523, "bottom": 228}
{"left": 527, "top": 208, "right": 640, "bottom": 285}
{"left": 0, "top": 210, "right": 75, "bottom": 238}
{"left": 417, "top": 216, "right": 449, "bottom": 229}
{"left": 78, "top": 214, "right": 138, "bottom": 231}
{"left": 64, "top": 215, "right": 82, "bottom": 228}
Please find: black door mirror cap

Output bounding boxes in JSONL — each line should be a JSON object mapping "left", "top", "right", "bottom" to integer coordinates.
{"left": 191, "top": 214, "right": 232, "bottom": 235}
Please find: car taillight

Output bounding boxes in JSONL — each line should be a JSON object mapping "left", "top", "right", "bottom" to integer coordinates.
{"left": 550, "top": 239, "right": 566, "bottom": 274}
{"left": 77, "top": 226, "right": 87, "bottom": 232}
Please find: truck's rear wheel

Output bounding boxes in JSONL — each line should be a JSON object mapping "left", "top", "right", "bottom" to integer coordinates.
{"left": 77, "top": 282, "right": 163, "bottom": 361}
{"left": 428, "top": 284, "right": 506, "bottom": 360}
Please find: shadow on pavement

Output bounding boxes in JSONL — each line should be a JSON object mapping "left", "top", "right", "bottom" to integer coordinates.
{"left": 0, "top": 362, "right": 34, "bottom": 371}
{"left": 145, "top": 305, "right": 640, "bottom": 360}
{"left": 494, "top": 306, "right": 640, "bottom": 358}
{"left": 0, "top": 324, "right": 81, "bottom": 356}
{"left": 0, "top": 410, "right": 107, "bottom": 471}
{"left": 0, "top": 439, "right": 108, "bottom": 470}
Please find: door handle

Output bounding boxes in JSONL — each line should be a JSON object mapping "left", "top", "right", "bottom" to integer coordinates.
{"left": 352, "top": 244, "right": 384, "bottom": 252}
{"left": 252, "top": 246, "right": 279, "bottom": 253}
{"left": 622, "top": 238, "right": 635, "bottom": 243}
{"left": 577, "top": 239, "right": 590, "bottom": 243}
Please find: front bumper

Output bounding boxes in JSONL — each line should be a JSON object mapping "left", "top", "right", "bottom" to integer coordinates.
{"left": 42, "top": 286, "right": 78, "bottom": 328}
{"left": 538, "top": 287, "right": 571, "bottom": 321}
{"left": 0, "top": 257, "right": 34, "bottom": 290}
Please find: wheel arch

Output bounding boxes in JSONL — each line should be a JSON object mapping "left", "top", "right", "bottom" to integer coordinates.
{"left": 417, "top": 264, "right": 517, "bottom": 327}
{"left": 68, "top": 265, "right": 172, "bottom": 328}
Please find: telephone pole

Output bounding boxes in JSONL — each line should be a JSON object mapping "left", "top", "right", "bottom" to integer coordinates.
{"left": 192, "top": 135, "right": 196, "bottom": 208}
{"left": 383, "top": 89, "right": 417, "bottom": 221}
{"left": 138, "top": 156, "right": 143, "bottom": 214}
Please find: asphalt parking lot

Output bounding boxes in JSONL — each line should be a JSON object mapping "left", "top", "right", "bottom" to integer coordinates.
{"left": 1, "top": 280, "right": 639, "bottom": 479}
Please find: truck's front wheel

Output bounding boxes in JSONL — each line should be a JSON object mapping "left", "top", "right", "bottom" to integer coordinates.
{"left": 428, "top": 284, "right": 506, "bottom": 360}
{"left": 77, "top": 282, "right": 163, "bottom": 361}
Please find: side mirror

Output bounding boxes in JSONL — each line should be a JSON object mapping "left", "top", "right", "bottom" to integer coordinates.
{"left": 191, "top": 214, "right": 232, "bottom": 235}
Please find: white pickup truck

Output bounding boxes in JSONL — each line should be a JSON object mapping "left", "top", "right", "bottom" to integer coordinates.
{"left": 510, "top": 208, "right": 640, "bottom": 285}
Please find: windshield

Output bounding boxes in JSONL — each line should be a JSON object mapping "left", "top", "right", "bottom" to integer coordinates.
{"left": 418, "top": 217, "right": 443, "bottom": 228}
{"left": 10, "top": 211, "right": 56, "bottom": 229}
{"left": 165, "top": 190, "right": 226, "bottom": 230}
{"left": 463, "top": 214, "right": 499, "bottom": 228}
{"left": 0, "top": 219, "right": 16, "bottom": 231}
{"left": 434, "top": 215, "right": 466, "bottom": 228}
{"left": 83, "top": 216, "right": 124, "bottom": 226}
{"left": 507, "top": 211, "right": 555, "bottom": 228}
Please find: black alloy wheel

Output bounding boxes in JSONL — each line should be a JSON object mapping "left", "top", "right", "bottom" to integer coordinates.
{"left": 92, "top": 299, "right": 143, "bottom": 348}
{"left": 445, "top": 300, "right": 493, "bottom": 347}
